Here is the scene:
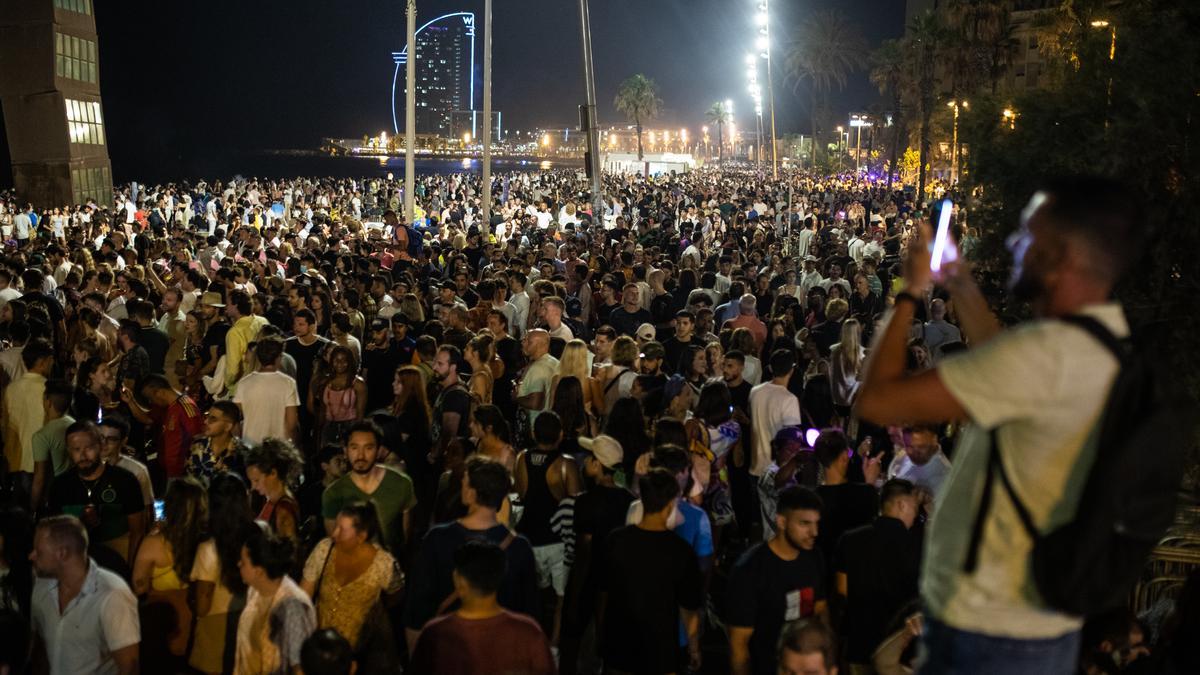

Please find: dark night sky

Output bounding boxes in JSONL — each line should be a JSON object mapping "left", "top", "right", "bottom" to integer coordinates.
{"left": 1, "top": 0, "right": 904, "bottom": 183}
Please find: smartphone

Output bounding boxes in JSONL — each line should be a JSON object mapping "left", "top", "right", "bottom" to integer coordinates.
{"left": 153, "top": 499, "right": 165, "bottom": 522}
{"left": 930, "top": 199, "right": 959, "bottom": 273}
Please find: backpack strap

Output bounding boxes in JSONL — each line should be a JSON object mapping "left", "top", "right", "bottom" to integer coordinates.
{"left": 963, "top": 428, "right": 1039, "bottom": 573}
{"left": 1059, "top": 315, "right": 1127, "bottom": 362}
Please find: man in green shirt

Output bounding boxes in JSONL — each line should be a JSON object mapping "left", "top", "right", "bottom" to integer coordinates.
{"left": 322, "top": 419, "right": 416, "bottom": 557}
{"left": 30, "top": 379, "right": 75, "bottom": 512}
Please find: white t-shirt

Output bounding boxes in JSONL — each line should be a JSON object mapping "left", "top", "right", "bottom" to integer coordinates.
{"left": 925, "top": 303, "right": 1125, "bottom": 639}
{"left": 191, "top": 540, "right": 234, "bottom": 615}
{"left": 116, "top": 455, "right": 154, "bottom": 509}
{"left": 234, "top": 371, "right": 300, "bottom": 444}
{"left": 886, "top": 450, "right": 952, "bottom": 500}
{"left": 748, "top": 381, "right": 802, "bottom": 477}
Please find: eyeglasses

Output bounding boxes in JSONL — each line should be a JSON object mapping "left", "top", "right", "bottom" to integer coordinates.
{"left": 100, "top": 434, "right": 122, "bottom": 443}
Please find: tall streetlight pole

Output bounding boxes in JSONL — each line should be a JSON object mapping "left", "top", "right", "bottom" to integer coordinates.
{"left": 578, "top": 0, "right": 604, "bottom": 219}
{"left": 762, "top": 0, "right": 778, "bottom": 179}
{"left": 481, "top": 0, "right": 493, "bottom": 232}
{"left": 947, "top": 100, "right": 967, "bottom": 184}
{"left": 404, "top": 0, "right": 416, "bottom": 224}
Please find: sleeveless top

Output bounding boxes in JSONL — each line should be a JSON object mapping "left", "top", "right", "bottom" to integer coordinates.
{"left": 151, "top": 547, "right": 187, "bottom": 591}
{"left": 517, "top": 451, "right": 560, "bottom": 546}
{"left": 323, "top": 385, "right": 358, "bottom": 422}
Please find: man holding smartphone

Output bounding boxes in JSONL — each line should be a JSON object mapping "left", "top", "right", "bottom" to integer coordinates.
{"left": 856, "top": 177, "right": 1141, "bottom": 673}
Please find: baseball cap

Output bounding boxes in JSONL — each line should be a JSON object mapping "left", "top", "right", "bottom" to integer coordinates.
{"left": 636, "top": 323, "right": 656, "bottom": 341}
{"left": 640, "top": 341, "right": 665, "bottom": 360}
{"left": 579, "top": 434, "right": 623, "bottom": 469}
{"left": 199, "top": 291, "right": 225, "bottom": 308}
{"left": 804, "top": 255, "right": 818, "bottom": 262}
{"left": 370, "top": 318, "right": 389, "bottom": 332}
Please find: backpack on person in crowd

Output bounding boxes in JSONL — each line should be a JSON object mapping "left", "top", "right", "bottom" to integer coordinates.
{"left": 963, "top": 315, "right": 1188, "bottom": 617}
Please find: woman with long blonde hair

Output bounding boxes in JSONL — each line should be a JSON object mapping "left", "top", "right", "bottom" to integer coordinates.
{"left": 550, "top": 339, "right": 596, "bottom": 419}
{"left": 830, "top": 318, "right": 865, "bottom": 419}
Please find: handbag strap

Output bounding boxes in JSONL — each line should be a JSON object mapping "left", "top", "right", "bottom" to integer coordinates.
{"left": 312, "top": 539, "right": 335, "bottom": 606}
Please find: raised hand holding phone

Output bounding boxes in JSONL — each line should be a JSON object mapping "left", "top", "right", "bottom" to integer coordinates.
{"left": 930, "top": 199, "right": 959, "bottom": 279}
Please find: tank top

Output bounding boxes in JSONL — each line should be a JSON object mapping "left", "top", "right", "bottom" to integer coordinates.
{"left": 517, "top": 451, "right": 560, "bottom": 546}
{"left": 323, "top": 385, "right": 357, "bottom": 422}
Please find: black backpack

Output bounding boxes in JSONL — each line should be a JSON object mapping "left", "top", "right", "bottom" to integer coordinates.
{"left": 962, "top": 315, "right": 1188, "bottom": 617}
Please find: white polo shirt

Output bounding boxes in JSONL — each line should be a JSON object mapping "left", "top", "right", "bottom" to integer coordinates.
{"left": 925, "top": 303, "right": 1125, "bottom": 639}
{"left": 32, "top": 560, "right": 140, "bottom": 675}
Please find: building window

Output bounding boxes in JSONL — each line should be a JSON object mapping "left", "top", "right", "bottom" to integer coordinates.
{"left": 64, "top": 98, "right": 105, "bottom": 145}
{"left": 55, "top": 33, "right": 98, "bottom": 84}
{"left": 71, "top": 165, "right": 109, "bottom": 206}
{"left": 54, "top": 0, "right": 93, "bottom": 16}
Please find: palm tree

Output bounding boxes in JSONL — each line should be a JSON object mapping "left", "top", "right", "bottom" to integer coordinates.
{"left": 902, "top": 10, "right": 945, "bottom": 201}
{"left": 784, "top": 9, "right": 868, "bottom": 165}
{"left": 705, "top": 101, "right": 731, "bottom": 162}
{"left": 614, "top": 74, "right": 662, "bottom": 163}
{"left": 870, "top": 38, "right": 906, "bottom": 189}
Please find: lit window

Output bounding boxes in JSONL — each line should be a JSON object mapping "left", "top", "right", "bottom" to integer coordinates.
{"left": 54, "top": 32, "right": 98, "bottom": 84}
{"left": 64, "top": 97, "right": 105, "bottom": 146}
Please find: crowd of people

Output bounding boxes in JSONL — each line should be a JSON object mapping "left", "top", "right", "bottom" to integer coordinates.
{"left": 0, "top": 166, "right": 1193, "bottom": 675}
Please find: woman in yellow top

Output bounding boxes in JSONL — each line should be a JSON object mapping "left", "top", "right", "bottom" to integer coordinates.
{"left": 301, "top": 502, "right": 403, "bottom": 667}
{"left": 132, "top": 477, "right": 207, "bottom": 671}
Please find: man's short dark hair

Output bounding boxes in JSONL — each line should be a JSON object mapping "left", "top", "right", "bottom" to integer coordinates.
{"left": 438, "top": 344, "right": 464, "bottom": 372}
{"left": 769, "top": 348, "right": 795, "bottom": 377}
{"left": 138, "top": 373, "right": 173, "bottom": 396}
{"left": 98, "top": 413, "right": 131, "bottom": 439}
{"left": 21, "top": 338, "right": 53, "bottom": 370}
{"left": 301, "top": 629, "right": 354, "bottom": 675}
{"left": 776, "top": 486, "right": 824, "bottom": 516}
{"left": 533, "top": 410, "right": 563, "bottom": 446}
{"left": 777, "top": 618, "right": 836, "bottom": 670}
{"left": 486, "top": 309, "right": 508, "bottom": 329}
{"left": 453, "top": 539, "right": 507, "bottom": 596}
{"left": 465, "top": 455, "right": 511, "bottom": 511}
{"left": 344, "top": 419, "right": 384, "bottom": 447}
{"left": 638, "top": 468, "right": 681, "bottom": 515}
{"left": 880, "top": 478, "right": 917, "bottom": 509}
{"left": 1037, "top": 175, "right": 1142, "bottom": 281}
{"left": 294, "top": 308, "right": 316, "bottom": 325}
{"left": 253, "top": 337, "right": 284, "bottom": 366}
{"left": 724, "top": 349, "right": 745, "bottom": 365}
{"left": 813, "top": 428, "right": 849, "bottom": 469}
{"left": 43, "top": 379, "right": 73, "bottom": 414}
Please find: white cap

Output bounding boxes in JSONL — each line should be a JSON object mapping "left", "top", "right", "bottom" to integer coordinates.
{"left": 636, "top": 323, "right": 656, "bottom": 341}
{"left": 579, "top": 435, "right": 624, "bottom": 469}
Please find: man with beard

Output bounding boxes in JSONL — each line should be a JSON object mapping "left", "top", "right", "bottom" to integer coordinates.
{"left": 727, "top": 486, "right": 828, "bottom": 675}
{"left": 30, "top": 515, "right": 140, "bottom": 675}
{"left": 321, "top": 419, "right": 416, "bottom": 558}
{"left": 48, "top": 421, "right": 146, "bottom": 567}
{"left": 856, "top": 178, "right": 1143, "bottom": 672}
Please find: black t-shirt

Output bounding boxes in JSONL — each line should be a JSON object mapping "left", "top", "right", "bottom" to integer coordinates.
{"left": 608, "top": 306, "right": 653, "bottom": 339}
{"left": 432, "top": 383, "right": 471, "bottom": 445}
{"left": 285, "top": 335, "right": 329, "bottom": 406}
{"left": 728, "top": 379, "right": 752, "bottom": 415}
{"left": 361, "top": 342, "right": 401, "bottom": 412}
{"left": 402, "top": 522, "right": 538, "bottom": 630}
{"left": 727, "top": 542, "right": 827, "bottom": 675}
{"left": 48, "top": 464, "right": 143, "bottom": 543}
{"left": 203, "top": 321, "right": 231, "bottom": 360}
{"left": 573, "top": 485, "right": 634, "bottom": 591}
{"left": 599, "top": 526, "right": 702, "bottom": 674}
{"left": 815, "top": 483, "right": 879, "bottom": 563}
{"left": 662, "top": 335, "right": 703, "bottom": 376}
{"left": 835, "top": 517, "right": 922, "bottom": 663}
{"left": 138, "top": 326, "right": 170, "bottom": 374}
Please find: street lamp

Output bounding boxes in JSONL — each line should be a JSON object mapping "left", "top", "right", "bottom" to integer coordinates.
{"left": 947, "top": 100, "right": 968, "bottom": 184}
{"left": 752, "top": 0, "right": 779, "bottom": 178}
{"left": 1002, "top": 107, "right": 1017, "bottom": 130}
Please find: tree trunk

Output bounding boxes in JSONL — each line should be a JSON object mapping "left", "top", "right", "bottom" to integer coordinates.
{"left": 918, "top": 104, "right": 931, "bottom": 203}
{"left": 717, "top": 122, "right": 724, "bottom": 162}
{"left": 887, "top": 94, "right": 901, "bottom": 190}
{"left": 636, "top": 119, "right": 644, "bottom": 162}
{"left": 810, "top": 90, "right": 820, "bottom": 165}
